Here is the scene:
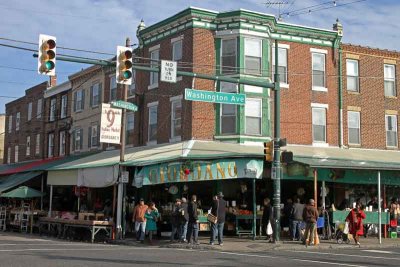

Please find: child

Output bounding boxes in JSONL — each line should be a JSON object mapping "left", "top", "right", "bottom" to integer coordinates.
{"left": 144, "top": 202, "right": 159, "bottom": 245}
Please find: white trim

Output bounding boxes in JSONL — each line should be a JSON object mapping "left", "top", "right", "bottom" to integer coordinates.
{"left": 243, "top": 141, "right": 264, "bottom": 146}
{"left": 171, "top": 35, "right": 184, "bottom": 43}
{"left": 182, "top": 139, "right": 195, "bottom": 157}
{"left": 214, "top": 135, "right": 269, "bottom": 140}
{"left": 244, "top": 85, "right": 263, "bottom": 94}
{"left": 149, "top": 44, "right": 160, "bottom": 52}
{"left": 273, "top": 43, "right": 290, "bottom": 49}
{"left": 312, "top": 142, "right": 329, "bottom": 147}
{"left": 170, "top": 95, "right": 183, "bottom": 102}
{"left": 310, "top": 48, "right": 328, "bottom": 54}
{"left": 311, "top": 103, "right": 329, "bottom": 109}
{"left": 216, "top": 29, "right": 269, "bottom": 38}
{"left": 280, "top": 83, "right": 289, "bottom": 89}
{"left": 312, "top": 86, "right": 328, "bottom": 92}
{"left": 148, "top": 83, "right": 159, "bottom": 90}
{"left": 147, "top": 101, "right": 159, "bottom": 108}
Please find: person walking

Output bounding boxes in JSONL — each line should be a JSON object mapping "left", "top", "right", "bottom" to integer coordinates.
{"left": 346, "top": 202, "right": 366, "bottom": 247}
{"left": 291, "top": 198, "right": 304, "bottom": 241}
{"left": 180, "top": 197, "right": 189, "bottom": 242}
{"left": 144, "top": 202, "right": 159, "bottom": 245}
{"left": 302, "top": 199, "right": 319, "bottom": 246}
{"left": 210, "top": 192, "right": 226, "bottom": 246}
{"left": 170, "top": 199, "right": 181, "bottom": 242}
{"left": 187, "top": 195, "right": 199, "bottom": 245}
{"left": 132, "top": 198, "right": 148, "bottom": 243}
{"left": 262, "top": 197, "right": 273, "bottom": 242}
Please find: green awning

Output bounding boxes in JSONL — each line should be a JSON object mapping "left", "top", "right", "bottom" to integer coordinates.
{"left": 0, "top": 171, "right": 43, "bottom": 194}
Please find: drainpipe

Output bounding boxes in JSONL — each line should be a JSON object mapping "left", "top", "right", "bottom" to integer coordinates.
{"left": 338, "top": 47, "right": 344, "bottom": 148}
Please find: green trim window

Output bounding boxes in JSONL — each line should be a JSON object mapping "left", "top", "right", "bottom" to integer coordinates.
{"left": 221, "top": 39, "right": 237, "bottom": 74}
{"left": 348, "top": 111, "right": 360, "bottom": 145}
{"left": 245, "top": 98, "right": 262, "bottom": 135}
{"left": 346, "top": 59, "right": 359, "bottom": 92}
{"left": 312, "top": 53, "right": 326, "bottom": 89}
{"left": 312, "top": 107, "right": 326, "bottom": 143}
{"left": 272, "top": 47, "right": 288, "bottom": 84}
{"left": 244, "top": 38, "right": 262, "bottom": 75}
{"left": 109, "top": 75, "right": 117, "bottom": 101}
{"left": 385, "top": 115, "right": 398, "bottom": 147}
{"left": 384, "top": 64, "right": 396, "bottom": 97}
{"left": 220, "top": 82, "right": 237, "bottom": 134}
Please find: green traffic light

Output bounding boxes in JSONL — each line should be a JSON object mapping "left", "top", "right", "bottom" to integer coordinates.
{"left": 123, "top": 70, "right": 132, "bottom": 79}
{"left": 45, "top": 61, "right": 55, "bottom": 71}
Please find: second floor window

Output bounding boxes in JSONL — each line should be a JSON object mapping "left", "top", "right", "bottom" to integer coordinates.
{"left": 49, "top": 98, "right": 56, "bottom": 122}
{"left": 90, "top": 83, "right": 101, "bottom": 107}
{"left": 172, "top": 40, "right": 182, "bottom": 61}
{"left": 171, "top": 100, "right": 182, "bottom": 139}
{"left": 244, "top": 38, "right": 262, "bottom": 76}
{"left": 35, "top": 134, "right": 40, "bottom": 155}
{"left": 245, "top": 98, "right": 262, "bottom": 135}
{"left": 88, "top": 125, "right": 99, "bottom": 148}
{"left": 386, "top": 115, "right": 398, "bottom": 147}
{"left": 26, "top": 136, "right": 31, "bottom": 156}
{"left": 148, "top": 105, "right": 158, "bottom": 142}
{"left": 61, "top": 95, "right": 68, "bottom": 119}
{"left": 348, "top": 111, "right": 360, "bottom": 145}
{"left": 8, "top": 115, "right": 12, "bottom": 133}
{"left": 110, "top": 75, "right": 117, "bottom": 101}
{"left": 346, "top": 59, "right": 359, "bottom": 92}
{"left": 7, "top": 147, "right": 10, "bottom": 164}
{"left": 272, "top": 47, "right": 288, "bottom": 84}
{"left": 384, "top": 64, "right": 396, "bottom": 97}
{"left": 73, "top": 128, "right": 83, "bottom": 151}
{"left": 74, "top": 90, "right": 84, "bottom": 112}
{"left": 48, "top": 133, "right": 54, "bottom": 158}
{"left": 221, "top": 39, "right": 236, "bottom": 74}
{"left": 37, "top": 98, "right": 42, "bottom": 119}
{"left": 312, "top": 107, "right": 326, "bottom": 143}
{"left": 14, "top": 145, "right": 18, "bottom": 163}
{"left": 16, "top": 112, "right": 20, "bottom": 131}
{"left": 220, "top": 82, "right": 237, "bottom": 135}
{"left": 59, "top": 131, "right": 66, "bottom": 156}
{"left": 312, "top": 53, "right": 326, "bottom": 89}
{"left": 150, "top": 49, "right": 159, "bottom": 86}
{"left": 28, "top": 102, "right": 32, "bottom": 121}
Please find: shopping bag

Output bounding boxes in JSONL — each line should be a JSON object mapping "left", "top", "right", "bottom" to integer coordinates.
{"left": 343, "top": 222, "right": 349, "bottom": 234}
{"left": 207, "top": 213, "right": 217, "bottom": 224}
{"left": 267, "top": 222, "right": 273, "bottom": 235}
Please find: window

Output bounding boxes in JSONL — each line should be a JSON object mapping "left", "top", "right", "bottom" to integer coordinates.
{"left": 16, "top": 112, "right": 20, "bottom": 131}
{"left": 386, "top": 115, "right": 398, "bottom": 147}
{"left": 48, "top": 133, "right": 54, "bottom": 158}
{"left": 35, "top": 134, "right": 40, "bottom": 155}
{"left": 272, "top": 47, "right": 288, "bottom": 84}
{"left": 14, "top": 145, "right": 18, "bottom": 163}
{"left": 88, "top": 125, "right": 98, "bottom": 148}
{"left": 73, "top": 128, "right": 83, "bottom": 151}
{"left": 150, "top": 49, "right": 159, "bottom": 86}
{"left": 61, "top": 95, "right": 68, "bottom": 119}
{"left": 221, "top": 39, "right": 237, "bottom": 74}
{"left": 346, "top": 59, "right": 359, "bottom": 92}
{"left": 384, "top": 64, "right": 396, "bottom": 97}
{"left": 26, "top": 136, "right": 31, "bottom": 156}
{"left": 110, "top": 75, "right": 117, "bottom": 101}
{"left": 74, "top": 90, "right": 84, "bottom": 111}
{"left": 7, "top": 147, "right": 10, "bottom": 164}
{"left": 171, "top": 100, "right": 182, "bottom": 139}
{"left": 49, "top": 98, "right": 56, "bottom": 121}
{"left": 312, "top": 53, "right": 326, "bottom": 88}
{"left": 348, "top": 111, "right": 360, "bottom": 145}
{"left": 312, "top": 108, "right": 326, "bottom": 143}
{"left": 37, "top": 99, "right": 42, "bottom": 118}
{"left": 172, "top": 40, "right": 182, "bottom": 61}
{"left": 245, "top": 98, "right": 262, "bottom": 135}
{"left": 127, "top": 112, "right": 134, "bottom": 131}
{"left": 8, "top": 115, "right": 12, "bottom": 133}
{"left": 148, "top": 104, "right": 158, "bottom": 142}
{"left": 128, "top": 71, "right": 136, "bottom": 97}
{"left": 28, "top": 102, "right": 32, "bottom": 121}
{"left": 59, "top": 131, "right": 66, "bottom": 156}
{"left": 220, "top": 82, "right": 237, "bottom": 134}
{"left": 90, "top": 83, "right": 101, "bottom": 107}
{"left": 244, "top": 38, "right": 262, "bottom": 75}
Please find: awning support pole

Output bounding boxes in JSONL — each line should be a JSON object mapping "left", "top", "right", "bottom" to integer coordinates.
{"left": 322, "top": 180, "right": 326, "bottom": 209}
{"left": 40, "top": 175, "right": 44, "bottom": 211}
{"left": 313, "top": 169, "right": 318, "bottom": 208}
{"left": 378, "top": 171, "right": 382, "bottom": 244}
{"left": 252, "top": 178, "right": 256, "bottom": 240}
{"left": 48, "top": 185, "right": 53, "bottom": 217}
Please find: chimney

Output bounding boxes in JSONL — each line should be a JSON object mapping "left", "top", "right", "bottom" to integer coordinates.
{"left": 48, "top": 75, "right": 57, "bottom": 88}
{"left": 333, "top": 18, "right": 343, "bottom": 37}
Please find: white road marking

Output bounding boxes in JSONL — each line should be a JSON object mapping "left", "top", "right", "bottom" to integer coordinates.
{"left": 287, "top": 250, "right": 400, "bottom": 260}
{"left": 363, "top": 250, "right": 394, "bottom": 254}
{"left": 0, "top": 247, "right": 138, "bottom": 252}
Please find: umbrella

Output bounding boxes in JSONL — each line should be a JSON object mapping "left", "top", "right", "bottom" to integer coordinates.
{"left": 1, "top": 186, "right": 43, "bottom": 198}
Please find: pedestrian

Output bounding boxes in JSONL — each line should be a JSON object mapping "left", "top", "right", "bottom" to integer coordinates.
{"left": 283, "top": 198, "right": 293, "bottom": 237}
{"left": 346, "top": 202, "right": 366, "bottom": 247}
{"left": 132, "top": 198, "right": 148, "bottom": 243}
{"left": 180, "top": 197, "right": 189, "bottom": 242}
{"left": 262, "top": 197, "right": 273, "bottom": 242}
{"left": 291, "top": 198, "right": 304, "bottom": 241}
{"left": 170, "top": 199, "right": 181, "bottom": 242}
{"left": 144, "top": 202, "right": 159, "bottom": 245}
{"left": 302, "top": 199, "right": 319, "bottom": 246}
{"left": 187, "top": 195, "right": 199, "bottom": 245}
{"left": 210, "top": 192, "right": 226, "bottom": 246}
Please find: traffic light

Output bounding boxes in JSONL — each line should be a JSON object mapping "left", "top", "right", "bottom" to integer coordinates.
{"left": 116, "top": 46, "right": 133, "bottom": 85}
{"left": 281, "top": 151, "right": 293, "bottom": 164}
{"left": 264, "top": 141, "right": 274, "bottom": 162}
{"left": 38, "top": 34, "right": 56, "bottom": 76}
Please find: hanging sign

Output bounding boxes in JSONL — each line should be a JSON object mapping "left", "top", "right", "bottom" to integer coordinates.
{"left": 100, "top": 103, "right": 122, "bottom": 144}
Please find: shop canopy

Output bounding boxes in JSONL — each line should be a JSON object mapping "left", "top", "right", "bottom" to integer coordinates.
{"left": 1, "top": 186, "right": 44, "bottom": 198}
{"left": 0, "top": 171, "right": 43, "bottom": 194}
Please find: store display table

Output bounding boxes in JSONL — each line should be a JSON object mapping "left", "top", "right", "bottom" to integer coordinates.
{"left": 235, "top": 214, "right": 262, "bottom": 237}
{"left": 331, "top": 211, "right": 389, "bottom": 224}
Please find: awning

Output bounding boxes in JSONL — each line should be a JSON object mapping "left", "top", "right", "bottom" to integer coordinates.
{"left": 47, "top": 170, "right": 78, "bottom": 185}
{"left": 0, "top": 171, "right": 43, "bottom": 194}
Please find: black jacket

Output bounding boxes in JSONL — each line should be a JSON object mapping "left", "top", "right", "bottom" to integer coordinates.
{"left": 211, "top": 198, "right": 226, "bottom": 223}
{"left": 180, "top": 202, "right": 189, "bottom": 222}
{"left": 188, "top": 201, "right": 198, "bottom": 223}
{"left": 262, "top": 204, "right": 273, "bottom": 224}
{"left": 171, "top": 205, "right": 181, "bottom": 226}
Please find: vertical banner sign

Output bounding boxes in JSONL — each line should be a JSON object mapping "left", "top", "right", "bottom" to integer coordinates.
{"left": 160, "top": 60, "right": 177, "bottom": 83}
{"left": 100, "top": 103, "right": 122, "bottom": 144}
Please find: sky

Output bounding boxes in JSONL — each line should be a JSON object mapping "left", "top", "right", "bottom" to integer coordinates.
{"left": 0, "top": 0, "right": 399, "bottom": 113}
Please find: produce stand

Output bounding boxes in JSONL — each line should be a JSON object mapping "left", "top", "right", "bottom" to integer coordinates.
{"left": 331, "top": 210, "right": 389, "bottom": 224}
{"left": 235, "top": 214, "right": 262, "bottom": 237}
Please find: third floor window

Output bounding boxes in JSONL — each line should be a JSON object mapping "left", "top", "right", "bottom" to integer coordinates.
{"left": 244, "top": 38, "right": 262, "bottom": 76}
{"left": 49, "top": 98, "right": 56, "bottom": 122}
{"left": 172, "top": 40, "right": 182, "bottom": 62}
{"left": 312, "top": 53, "right": 326, "bottom": 89}
{"left": 61, "top": 95, "right": 68, "bottom": 119}
{"left": 110, "top": 75, "right": 117, "bottom": 101}
{"left": 150, "top": 49, "right": 159, "bottom": 86}
{"left": 272, "top": 47, "right": 288, "bottom": 84}
{"left": 221, "top": 39, "right": 236, "bottom": 74}
{"left": 74, "top": 90, "right": 84, "bottom": 112}
{"left": 384, "top": 64, "right": 396, "bottom": 97}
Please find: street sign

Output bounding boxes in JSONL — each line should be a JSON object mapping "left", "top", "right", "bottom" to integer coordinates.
{"left": 185, "top": 88, "right": 246, "bottom": 105}
{"left": 100, "top": 103, "right": 122, "bottom": 144}
{"left": 160, "top": 60, "right": 177, "bottom": 83}
{"left": 120, "top": 171, "right": 129, "bottom": 183}
{"left": 111, "top": 100, "right": 138, "bottom": 112}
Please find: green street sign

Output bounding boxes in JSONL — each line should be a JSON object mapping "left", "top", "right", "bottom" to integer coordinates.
{"left": 111, "top": 100, "right": 138, "bottom": 111}
{"left": 184, "top": 88, "right": 246, "bottom": 105}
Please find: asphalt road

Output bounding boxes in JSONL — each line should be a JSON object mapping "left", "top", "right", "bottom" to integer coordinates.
{"left": 0, "top": 233, "right": 399, "bottom": 267}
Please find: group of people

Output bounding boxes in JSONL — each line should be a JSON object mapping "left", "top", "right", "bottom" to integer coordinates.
{"left": 132, "top": 198, "right": 159, "bottom": 245}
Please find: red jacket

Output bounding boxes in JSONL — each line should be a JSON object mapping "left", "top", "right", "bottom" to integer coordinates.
{"left": 346, "top": 208, "right": 366, "bottom": 236}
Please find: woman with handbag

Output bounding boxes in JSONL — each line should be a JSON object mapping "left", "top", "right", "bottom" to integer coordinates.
{"left": 262, "top": 198, "right": 273, "bottom": 242}
{"left": 144, "top": 202, "right": 159, "bottom": 245}
{"left": 345, "top": 203, "right": 366, "bottom": 247}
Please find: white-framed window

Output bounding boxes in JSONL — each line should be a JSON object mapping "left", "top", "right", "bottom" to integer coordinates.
{"left": 128, "top": 70, "right": 136, "bottom": 97}
{"left": 61, "top": 94, "right": 68, "bottom": 119}
{"left": 244, "top": 38, "right": 262, "bottom": 76}
{"left": 48, "top": 133, "right": 54, "bottom": 158}
{"left": 221, "top": 38, "right": 237, "bottom": 74}
{"left": 150, "top": 49, "right": 159, "bottom": 86}
{"left": 312, "top": 53, "right": 326, "bottom": 89}
{"left": 14, "top": 145, "right": 18, "bottom": 163}
{"left": 172, "top": 40, "right": 182, "bottom": 62}
{"left": 16, "top": 112, "right": 20, "bottom": 131}
{"left": 346, "top": 59, "right": 359, "bottom": 92}
{"left": 386, "top": 115, "right": 398, "bottom": 147}
{"left": 7, "top": 147, "right": 10, "bottom": 164}
{"left": 272, "top": 47, "right": 288, "bottom": 84}
{"left": 37, "top": 98, "right": 42, "bottom": 118}
{"left": 35, "top": 134, "right": 40, "bottom": 155}
{"left": 26, "top": 136, "right": 31, "bottom": 156}
{"left": 312, "top": 107, "right": 327, "bottom": 143}
{"left": 59, "top": 131, "right": 66, "bottom": 156}
{"left": 74, "top": 89, "right": 84, "bottom": 112}
{"left": 245, "top": 98, "right": 262, "bottom": 135}
{"left": 348, "top": 111, "right": 360, "bottom": 145}
{"left": 171, "top": 98, "right": 182, "bottom": 140}
{"left": 220, "top": 82, "right": 237, "bottom": 134}
{"left": 90, "top": 82, "right": 101, "bottom": 107}
{"left": 148, "top": 104, "right": 158, "bottom": 142}
{"left": 110, "top": 75, "right": 117, "bottom": 101}
{"left": 89, "top": 125, "right": 98, "bottom": 148}
{"left": 49, "top": 98, "right": 56, "bottom": 122}
{"left": 384, "top": 64, "right": 396, "bottom": 97}
{"left": 73, "top": 128, "right": 83, "bottom": 151}
{"left": 8, "top": 115, "right": 12, "bottom": 133}
{"left": 28, "top": 102, "right": 32, "bottom": 121}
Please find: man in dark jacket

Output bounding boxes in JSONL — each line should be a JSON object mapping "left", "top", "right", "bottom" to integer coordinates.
{"left": 170, "top": 199, "right": 181, "bottom": 242}
{"left": 302, "top": 199, "right": 319, "bottom": 246}
{"left": 210, "top": 192, "right": 226, "bottom": 245}
{"left": 187, "top": 195, "right": 199, "bottom": 245}
{"left": 291, "top": 198, "right": 304, "bottom": 241}
{"left": 179, "top": 197, "right": 189, "bottom": 242}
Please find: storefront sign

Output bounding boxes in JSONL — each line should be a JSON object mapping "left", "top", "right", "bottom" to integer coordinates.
{"left": 134, "top": 159, "right": 263, "bottom": 186}
{"left": 100, "top": 103, "right": 122, "bottom": 144}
